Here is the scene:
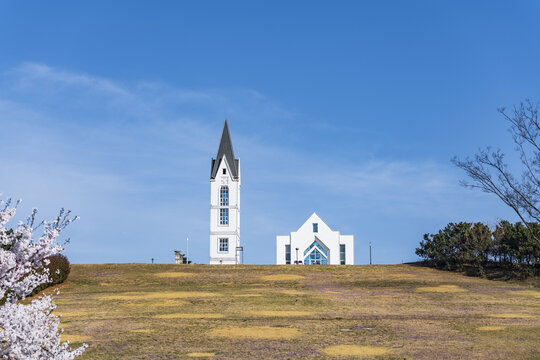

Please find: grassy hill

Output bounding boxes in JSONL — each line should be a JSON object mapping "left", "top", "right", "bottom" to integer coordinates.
{"left": 48, "top": 264, "right": 539, "bottom": 359}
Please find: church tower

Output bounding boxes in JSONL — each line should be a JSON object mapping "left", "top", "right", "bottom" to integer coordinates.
{"left": 210, "top": 120, "right": 241, "bottom": 264}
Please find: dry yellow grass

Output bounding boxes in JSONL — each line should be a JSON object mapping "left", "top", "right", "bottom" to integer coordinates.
{"left": 416, "top": 285, "right": 467, "bottom": 293}
{"left": 487, "top": 313, "right": 534, "bottom": 319}
{"left": 260, "top": 274, "right": 304, "bottom": 281}
{"left": 281, "top": 289, "right": 306, "bottom": 295}
{"left": 249, "top": 310, "right": 313, "bottom": 317}
{"left": 477, "top": 326, "right": 506, "bottom": 331}
{"left": 208, "top": 326, "right": 302, "bottom": 340}
{"left": 61, "top": 334, "right": 90, "bottom": 343}
{"left": 97, "top": 291, "right": 218, "bottom": 301}
{"left": 154, "top": 272, "right": 194, "bottom": 278}
{"left": 129, "top": 329, "right": 154, "bottom": 333}
{"left": 389, "top": 273, "right": 416, "bottom": 278}
{"left": 121, "top": 299, "right": 188, "bottom": 307}
{"left": 187, "top": 353, "right": 215, "bottom": 358}
{"left": 55, "top": 299, "right": 75, "bottom": 305}
{"left": 325, "top": 291, "right": 341, "bottom": 294}
{"left": 511, "top": 290, "right": 540, "bottom": 298}
{"left": 57, "top": 311, "right": 88, "bottom": 318}
{"left": 155, "top": 313, "right": 224, "bottom": 319}
{"left": 233, "top": 294, "right": 262, "bottom": 297}
{"left": 99, "top": 282, "right": 120, "bottom": 286}
{"left": 321, "top": 345, "right": 390, "bottom": 357}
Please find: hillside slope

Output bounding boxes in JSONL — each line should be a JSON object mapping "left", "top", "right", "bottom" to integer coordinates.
{"left": 51, "top": 264, "right": 539, "bottom": 359}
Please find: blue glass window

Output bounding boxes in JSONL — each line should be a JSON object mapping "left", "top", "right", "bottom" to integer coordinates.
{"left": 340, "top": 244, "right": 346, "bottom": 265}
{"left": 304, "top": 239, "right": 328, "bottom": 265}
{"left": 285, "top": 244, "right": 291, "bottom": 264}
{"left": 220, "top": 186, "right": 229, "bottom": 206}
{"left": 220, "top": 208, "right": 229, "bottom": 225}
{"left": 304, "top": 239, "right": 328, "bottom": 257}
{"left": 219, "top": 238, "right": 229, "bottom": 252}
{"left": 313, "top": 223, "right": 318, "bottom": 232}
{"left": 304, "top": 247, "right": 327, "bottom": 265}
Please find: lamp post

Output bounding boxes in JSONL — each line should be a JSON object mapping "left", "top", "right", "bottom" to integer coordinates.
{"left": 151, "top": 258, "right": 154, "bottom": 264}
{"left": 295, "top": 248, "right": 299, "bottom": 265}
{"left": 369, "top": 242, "right": 372, "bottom": 265}
{"left": 236, "top": 246, "right": 244, "bottom": 264}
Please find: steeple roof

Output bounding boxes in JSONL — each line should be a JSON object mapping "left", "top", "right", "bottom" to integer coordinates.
{"left": 210, "top": 119, "right": 239, "bottom": 179}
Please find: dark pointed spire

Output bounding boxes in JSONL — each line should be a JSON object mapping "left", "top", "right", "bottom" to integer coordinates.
{"left": 211, "top": 119, "right": 239, "bottom": 179}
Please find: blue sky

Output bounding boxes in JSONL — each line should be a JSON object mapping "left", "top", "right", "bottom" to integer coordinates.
{"left": 0, "top": 1, "right": 539, "bottom": 264}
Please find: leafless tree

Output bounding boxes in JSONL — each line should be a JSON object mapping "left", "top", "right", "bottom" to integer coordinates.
{"left": 452, "top": 100, "right": 540, "bottom": 229}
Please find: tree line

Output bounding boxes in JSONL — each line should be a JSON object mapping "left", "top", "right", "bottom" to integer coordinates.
{"left": 438, "top": 99, "right": 540, "bottom": 278}
{"left": 416, "top": 221, "right": 540, "bottom": 277}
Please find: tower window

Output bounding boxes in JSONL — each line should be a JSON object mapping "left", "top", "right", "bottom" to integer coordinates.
{"left": 313, "top": 223, "right": 318, "bottom": 233}
{"left": 285, "top": 244, "right": 291, "bottom": 265}
{"left": 340, "top": 244, "right": 346, "bottom": 265}
{"left": 220, "top": 186, "right": 229, "bottom": 206}
{"left": 223, "top": 168, "right": 226, "bottom": 175}
{"left": 219, "top": 238, "right": 229, "bottom": 252}
{"left": 220, "top": 208, "right": 229, "bottom": 225}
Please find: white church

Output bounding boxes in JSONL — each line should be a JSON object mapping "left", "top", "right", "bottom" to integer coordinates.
{"left": 209, "top": 121, "right": 355, "bottom": 265}
{"left": 276, "top": 213, "right": 354, "bottom": 265}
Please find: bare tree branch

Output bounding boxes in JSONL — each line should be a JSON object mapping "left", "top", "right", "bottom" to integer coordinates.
{"left": 453, "top": 100, "right": 540, "bottom": 236}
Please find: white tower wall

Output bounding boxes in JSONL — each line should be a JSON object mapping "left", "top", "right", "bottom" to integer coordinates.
{"left": 209, "top": 121, "right": 241, "bottom": 265}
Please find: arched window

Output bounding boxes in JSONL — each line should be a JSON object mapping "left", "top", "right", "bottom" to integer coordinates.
{"left": 220, "top": 186, "right": 229, "bottom": 206}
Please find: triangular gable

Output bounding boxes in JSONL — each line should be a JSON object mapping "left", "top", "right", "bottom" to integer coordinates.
{"left": 296, "top": 212, "right": 333, "bottom": 233}
{"left": 303, "top": 237, "right": 329, "bottom": 257}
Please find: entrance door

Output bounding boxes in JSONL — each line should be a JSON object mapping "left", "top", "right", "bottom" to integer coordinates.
{"left": 304, "top": 247, "right": 328, "bottom": 265}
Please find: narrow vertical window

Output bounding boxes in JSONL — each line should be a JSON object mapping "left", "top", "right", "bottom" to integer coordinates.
{"left": 313, "top": 223, "right": 318, "bottom": 233}
{"left": 220, "top": 208, "right": 229, "bottom": 225}
{"left": 219, "top": 238, "right": 229, "bottom": 252}
{"left": 285, "top": 244, "right": 291, "bottom": 265}
{"left": 223, "top": 168, "right": 226, "bottom": 175}
{"left": 220, "top": 186, "right": 229, "bottom": 206}
{"left": 340, "top": 244, "right": 346, "bottom": 265}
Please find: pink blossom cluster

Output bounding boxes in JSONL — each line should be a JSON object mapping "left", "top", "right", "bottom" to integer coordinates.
{"left": 0, "top": 198, "right": 87, "bottom": 359}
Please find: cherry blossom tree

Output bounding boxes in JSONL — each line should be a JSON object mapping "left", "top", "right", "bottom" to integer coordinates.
{"left": 0, "top": 197, "right": 87, "bottom": 359}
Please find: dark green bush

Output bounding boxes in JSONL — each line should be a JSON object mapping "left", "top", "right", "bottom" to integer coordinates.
{"left": 47, "top": 253, "right": 71, "bottom": 285}
{"left": 30, "top": 254, "right": 71, "bottom": 296}
{"left": 417, "top": 221, "right": 539, "bottom": 278}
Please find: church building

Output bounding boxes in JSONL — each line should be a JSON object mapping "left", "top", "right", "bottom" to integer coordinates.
{"left": 209, "top": 120, "right": 241, "bottom": 264}
{"left": 276, "top": 213, "right": 354, "bottom": 265}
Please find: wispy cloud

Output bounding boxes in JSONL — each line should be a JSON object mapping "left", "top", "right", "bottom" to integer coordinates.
{"left": 14, "top": 63, "right": 129, "bottom": 95}
{"left": 0, "top": 63, "right": 515, "bottom": 264}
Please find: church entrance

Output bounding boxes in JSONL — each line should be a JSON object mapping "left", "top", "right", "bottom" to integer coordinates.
{"left": 303, "top": 239, "right": 328, "bottom": 265}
